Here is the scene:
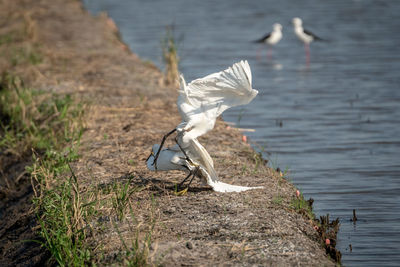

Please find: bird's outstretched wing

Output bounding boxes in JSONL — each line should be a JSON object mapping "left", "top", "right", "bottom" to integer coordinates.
{"left": 183, "top": 60, "right": 258, "bottom": 120}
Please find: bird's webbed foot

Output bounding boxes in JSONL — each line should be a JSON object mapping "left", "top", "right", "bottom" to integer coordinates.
{"left": 175, "top": 166, "right": 200, "bottom": 195}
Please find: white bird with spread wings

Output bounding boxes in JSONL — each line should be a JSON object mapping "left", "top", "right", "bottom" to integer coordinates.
{"left": 146, "top": 60, "right": 263, "bottom": 192}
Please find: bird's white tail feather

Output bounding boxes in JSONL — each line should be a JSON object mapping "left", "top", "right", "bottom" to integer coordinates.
{"left": 208, "top": 180, "right": 263, "bottom": 193}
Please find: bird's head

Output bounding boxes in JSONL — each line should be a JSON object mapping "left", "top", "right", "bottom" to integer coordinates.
{"left": 273, "top": 23, "right": 282, "bottom": 31}
{"left": 292, "top": 17, "right": 302, "bottom": 27}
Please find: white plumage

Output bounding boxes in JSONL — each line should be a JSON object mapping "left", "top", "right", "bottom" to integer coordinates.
{"left": 293, "top": 17, "right": 313, "bottom": 44}
{"left": 257, "top": 23, "right": 283, "bottom": 46}
{"left": 146, "top": 141, "right": 263, "bottom": 193}
{"left": 292, "top": 17, "right": 323, "bottom": 64}
{"left": 292, "top": 17, "right": 324, "bottom": 44}
{"left": 177, "top": 60, "right": 258, "bottom": 148}
{"left": 147, "top": 60, "right": 262, "bottom": 192}
{"left": 146, "top": 144, "right": 187, "bottom": 172}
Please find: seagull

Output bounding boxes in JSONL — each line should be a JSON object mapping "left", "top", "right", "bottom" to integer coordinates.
{"left": 292, "top": 17, "right": 323, "bottom": 64}
{"left": 255, "top": 23, "right": 283, "bottom": 60}
{"left": 147, "top": 60, "right": 263, "bottom": 192}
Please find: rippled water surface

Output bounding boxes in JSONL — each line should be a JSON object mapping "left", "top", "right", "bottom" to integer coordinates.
{"left": 83, "top": 0, "right": 400, "bottom": 265}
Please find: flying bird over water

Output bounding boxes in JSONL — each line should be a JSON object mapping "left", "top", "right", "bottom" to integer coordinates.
{"left": 255, "top": 23, "right": 283, "bottom": 60}
{"left": 147, "top": 60, "right": 262, "bottom": 192}
{"left": 292, "top": 17, "right": 324, "bottom": 64}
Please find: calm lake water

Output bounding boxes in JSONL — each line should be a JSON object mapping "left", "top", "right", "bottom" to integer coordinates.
{"left": 83, "top": 0, "right": 400, "bottom": 265}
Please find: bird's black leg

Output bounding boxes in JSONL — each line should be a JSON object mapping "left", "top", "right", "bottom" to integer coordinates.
{"left": 178, "top": 171, "right": 192, "bottom": 189}
{"left": 145, "top": 150, "right": 154, "bottom": 162}
{"left": 174, "top": 135, "right": 190, "bottom": 161}
{"left": 186, "top": 166, "right": 200, "bottom": 190}
{"left": 152, "top": 128, "right": 177, "bottom": 170}
{"left": 173, "top": 135, "right": 199, "bottom": 191}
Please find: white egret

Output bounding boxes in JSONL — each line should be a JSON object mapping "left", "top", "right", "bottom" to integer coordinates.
{"left": 148, "top": 60, "right": 262, "bottom": 192}
{"left": 146, "top": 141, "right": 263, "bottom": 193}
{"left": 292, "top": 17, "right": 324, "bottom": 64}
{"left": 152, "top": 60, "right": 257, "bottom": 167}
{"left": 255, "top": 23, "right": 283, "bottom": 60}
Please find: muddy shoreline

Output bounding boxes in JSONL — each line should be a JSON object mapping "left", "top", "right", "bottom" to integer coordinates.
{"left": 0, "top": 0, "right": 339, "bottom": 265}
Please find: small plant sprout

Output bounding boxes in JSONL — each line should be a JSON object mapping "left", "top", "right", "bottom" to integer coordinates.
{"left": 291, "top": 191, "right": 315, "bottom": 221}
{"left": 128, "top": 159, "right": 135, "bottom": 166}
{"left": 237, "top": 108, "right": 245, "bottom": 127}
{"left": 272, "top": 195, "right": 283, "bottom": 205}
{"left": 113, "top": 181, "right": 132, "bottom": 221}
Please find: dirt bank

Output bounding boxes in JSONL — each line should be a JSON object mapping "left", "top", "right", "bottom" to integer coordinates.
{"left": 0, "top": 0, "right": 338, "bottom": 266}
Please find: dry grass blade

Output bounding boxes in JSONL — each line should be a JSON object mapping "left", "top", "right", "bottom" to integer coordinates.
{"left": 162, "top": 26, "right": 180, "bottom": 87}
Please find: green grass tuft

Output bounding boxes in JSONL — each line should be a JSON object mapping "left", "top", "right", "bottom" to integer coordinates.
{"left": 0, "top": 72, "right": 84, "bottom": 156}
{"left": 0, "top": 72, "right": 92, "bottom": 266}
{"left": 30, "top": 157, "right": 96, "bottom": 266}
{"left": 9, "top": 45, "right": 42, "bottom": 66}
{"left": 0, "top": 32, "right": 16, "bottom": 46}
{"left": 112, "top": 179, "right": 132, "bottom": 221}
{"left": 114, "top": 197, "right": 158, "bottom": 266}
{"left": 116, "top": 225, "right": 153, "bottom": 267}
{"left": 112, "top": 176, "right": 144, "bottom": 221}
{"left": 272, "top": 195, "right": 284, "bottom": 205}
{"left": 291, "top": 191, "right": 315, "bottom": 221}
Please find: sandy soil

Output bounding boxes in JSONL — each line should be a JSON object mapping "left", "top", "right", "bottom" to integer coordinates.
{"left": 0, "top": 0, "right": 338, "bottom": 266}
